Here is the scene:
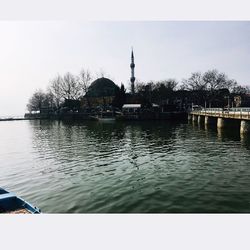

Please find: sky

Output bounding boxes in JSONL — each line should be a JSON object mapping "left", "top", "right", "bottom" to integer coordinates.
{"left": 0, "top": 21, "right": 250, "bottom": 116}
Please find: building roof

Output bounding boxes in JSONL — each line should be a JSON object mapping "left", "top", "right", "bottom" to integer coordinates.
{"left": 86, "top": 77, "right": 119, "bottom": 97}
{"left": 152, "top": 103, "right": 159, "bottom": 107}
{"left": 122, "top": 104, "right": 141, "bottom": 108}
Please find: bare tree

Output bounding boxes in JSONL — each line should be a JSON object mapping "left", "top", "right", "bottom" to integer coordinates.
{"left": 134, "top": 80, "right": 145, "bottom": 93}
{"left": 49, "top": 75, "right": 64, "bottom": 108}
{"left": 78, "top": 69, "right": 92, "bottom": 96}
{"left": 202, "top": 69, "right": 242, "bottom": 93}
{"left": 95, "top": 69, "right": 106, "bottom": 79}
{"left": 227, "top": 79, "right": 238, "bottom": 93}
{"left": 44, "top": 90, "right": 56, "bottom": 109}
{"left": 156, "top": 79, "right": 178, "bottom": 91}
{"left": 182, "top": 72, "right": 207, "bottom": 91}
{"left": 27, "top": 89, "right": 46, "bottom": 112}
{"left": 61, "top": 72, "right": 82, "bottom": 100}
{"left": 203, "top": 69, "right": 232, "bottom": 91}
{"left": 231, "top": 85, "right": 249, "bottom": 95}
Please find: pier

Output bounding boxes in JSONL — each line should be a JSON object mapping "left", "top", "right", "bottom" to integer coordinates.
{"left": 189, "top": 108, "right": 250, "bottom": 134}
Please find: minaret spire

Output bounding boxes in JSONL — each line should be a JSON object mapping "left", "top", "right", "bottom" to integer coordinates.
{"left": 130, "top": 48, "right": 135, "bottom": 95}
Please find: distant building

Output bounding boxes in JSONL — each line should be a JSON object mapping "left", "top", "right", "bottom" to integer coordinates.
{"left": 234, "top": 96, "right": 241, "bottom": 107}
{"left": 234, "top": 94, "right": 250, "bottom": 107}
{"left": 80, "top": 77, "right": 119, "bottom": 109}
{"left": 122, "top": 104, "right": 141, "bottom": 113}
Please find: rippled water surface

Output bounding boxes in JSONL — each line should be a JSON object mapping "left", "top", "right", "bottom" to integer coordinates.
{"left": 1, "top": 120, "right": 250, "bottom": 213}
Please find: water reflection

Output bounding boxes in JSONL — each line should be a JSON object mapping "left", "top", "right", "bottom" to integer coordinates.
{"left": 30, "top": 120, "right": 181, "bottom": 163}
{"left": 2, "top": 119, "right": 250, "bottom": 212}
{"left": 217, "top": 127, "right": 241, "bottom": 143}
{"left": 190, "top": 120, "right": 242, "bottom": 143}
{"left": 240, "top": 133, "right": 250, "bottom": 149}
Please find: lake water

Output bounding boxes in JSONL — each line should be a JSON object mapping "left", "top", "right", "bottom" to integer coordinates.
{"left": 1, "top": 119, "right": 250, "bottom": 213}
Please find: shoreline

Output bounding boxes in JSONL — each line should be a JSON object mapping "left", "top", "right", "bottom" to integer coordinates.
{"left": 0, "top": 111, "right": 188, "bottom": 122}
{"left": 0, "top": 118, "right": 35, "bottom": 121}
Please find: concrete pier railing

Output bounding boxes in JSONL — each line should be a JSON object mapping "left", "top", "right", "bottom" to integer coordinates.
{"left": 189, "top": 108, "right": 250, "bottom": 134}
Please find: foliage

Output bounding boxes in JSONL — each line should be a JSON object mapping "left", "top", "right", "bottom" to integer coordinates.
{"left": 135, "top": 79, "right": 178, "bottom": 105}
{"left": 27, "top": 89, "right": 55, "bottom": 112}
{"left": 181, "top": 72, "right": 206, "bottom": 91}
{"left": 49, "top": 75, "right": 64, "bottom": 108}
{"left": 27, "top": 67, "right": 250, "bottom": 112}
{"left": 79, "top": 69, "right": 92, "bottom": 96}
{"left": 231, "top": 85, "right": 249, "bottom": 95}
{"left": 112, "top": 84, "right": 126, "bottom": 109}
{"left": 180, "top": 69, "right": 247, "bottom": 107}
{"left": 60, "top": 72, "right": 82, "bottom": 100}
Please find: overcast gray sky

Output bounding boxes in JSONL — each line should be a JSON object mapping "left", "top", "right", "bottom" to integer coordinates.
{"left": 0, "top": 21, "right": 250, "bottom": 116}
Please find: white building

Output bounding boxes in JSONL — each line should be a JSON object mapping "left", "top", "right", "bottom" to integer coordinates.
{"left": 122, "top": 104, "right": 141, "bottom": 113}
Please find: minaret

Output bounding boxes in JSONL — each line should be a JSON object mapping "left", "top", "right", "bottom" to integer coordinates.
{"left": 130, "top": 48, "right": 135, "bottom": 95}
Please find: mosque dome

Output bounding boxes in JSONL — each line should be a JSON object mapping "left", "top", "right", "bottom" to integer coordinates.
{"left": 86, "top": 77, "right": 119, "bottom": 97}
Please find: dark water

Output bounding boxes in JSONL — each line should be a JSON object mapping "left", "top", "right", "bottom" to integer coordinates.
{"left": 1, "top": 119, "right": 250, "bottom": 213}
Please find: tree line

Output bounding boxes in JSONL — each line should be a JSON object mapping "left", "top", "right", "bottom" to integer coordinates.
{"left": 27, "top": 69, "right": 92, "bottom": 112}
{"left": 27, "top": 68, "right": 249, "bottom": 112}
{"left": 134, "top": 69, "right": 249, "bottom": 108}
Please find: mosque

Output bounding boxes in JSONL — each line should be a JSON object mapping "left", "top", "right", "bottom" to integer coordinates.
{"left": 80, "top": 49, "right": 136, "bottom": 109}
